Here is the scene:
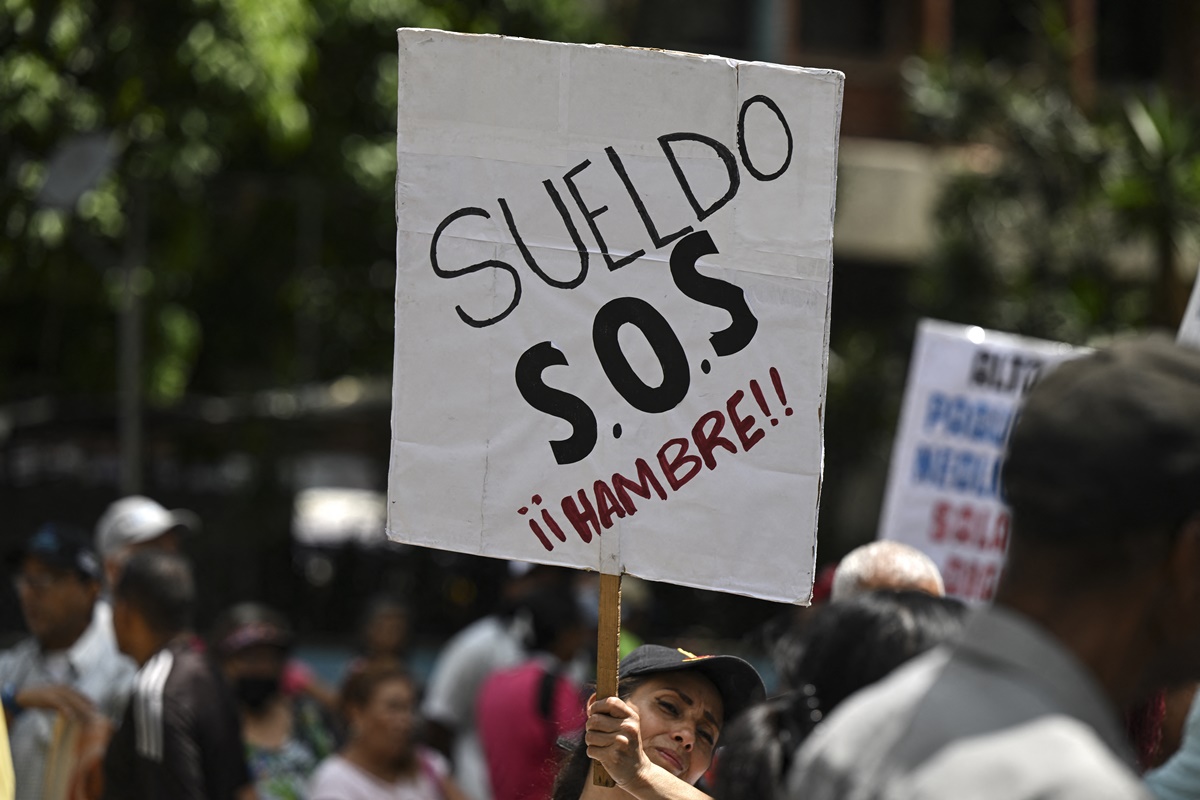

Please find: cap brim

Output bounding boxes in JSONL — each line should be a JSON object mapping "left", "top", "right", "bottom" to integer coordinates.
{"left": 677, "top": 655, "right": 766, "bottom": 722}
{"left": 5, "top": 543, "right": 100, "bottom": 580}
{"left": 169, "top": 509, "right": 201, "bottom": 535}
{"left": 620, "top": 646, "right": 766, "bottom": 723}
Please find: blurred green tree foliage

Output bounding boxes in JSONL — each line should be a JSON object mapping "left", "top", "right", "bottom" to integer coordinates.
{"left": 903, "top": 44, "right": 1200, "bottom": 342}
{"left": 818, "top": 9, "right": 1200, "bottom": 555}
{"left": 0, "top": 0, "right": 613, "bottom": 406}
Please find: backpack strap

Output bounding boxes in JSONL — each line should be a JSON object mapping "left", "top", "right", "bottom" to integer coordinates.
{"left": 537, "top": 664, "right": 563, "bottom": 723}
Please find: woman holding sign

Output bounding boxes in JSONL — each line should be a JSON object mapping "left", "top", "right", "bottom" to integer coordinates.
{"left": 552, "top": 645, "right": 764, "bottom": 800}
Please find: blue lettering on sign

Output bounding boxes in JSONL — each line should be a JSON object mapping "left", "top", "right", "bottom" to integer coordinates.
{"left": 923, "top": 392, "right": 1014, "bottom": 447}
{"left": 912, "top": 445, "right": 1002, "bottom": 499}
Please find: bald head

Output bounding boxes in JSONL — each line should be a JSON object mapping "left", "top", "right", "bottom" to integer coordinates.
{"left": 831, "top": 541, "right": 945, "bottom": 602}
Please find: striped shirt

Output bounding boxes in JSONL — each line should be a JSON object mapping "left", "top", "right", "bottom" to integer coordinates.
{"left": 101, "top": 639, "right": 251, "bottom": 799}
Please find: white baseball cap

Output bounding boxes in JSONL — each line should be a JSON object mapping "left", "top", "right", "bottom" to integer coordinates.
{"left": 95, "top": 495, "right": 200, "bottom": 558}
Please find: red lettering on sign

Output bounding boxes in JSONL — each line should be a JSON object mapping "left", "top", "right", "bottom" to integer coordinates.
{"left": 611, "top": 458, "right": 668, "bottom": 515}
{"left": 522, "top": 367, "right": 798, "bottom": 551}
{"left": 692, "top": 409, "right": 738, "bottom": 470}
{"left": 658, "top": 438, "right": 702, "bottom": 490}
{"left": 726, "top": 389, "right": 765, "bottom": 451}
{"left": 561, "top": 490, "right": 601, "bottom": 543}
{"left": 927, "top": 502, "right": 1012, "bottom": 554}
{"left": 943, "top": 554, "right": 1001, "bottom": 601}
{"left": 594, "top": 479, "right": 627, "bottom": 528}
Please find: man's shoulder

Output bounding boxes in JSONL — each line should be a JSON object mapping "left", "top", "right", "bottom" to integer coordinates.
{"left": 167, "top": 648, "right": 236, "bottom": 710}
{"left": 438, "top": 616, "right": 510, "bottom": 661}
{"left": 901, "top": 715, "right": 1152, "bottom": 799}
{"left": 789, "top": 647, "right": 1148, "bottom": 800}
{"left": 424, "top": 615, "right": 519, "bottom": 715}
{"left": 161, "top": 645, "right": 212, "bottom": 682}
{"left": 793, "top": 647, "right": 948, "bottom": 774}
{"left": 135, "top": 646, "right": 227, "bottom": 714}
{"left": 0, "top": 637, "right": 40, "bottom": 677}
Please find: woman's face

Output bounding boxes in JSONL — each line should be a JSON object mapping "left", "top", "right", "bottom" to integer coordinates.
{"left": 627, "top": 671, "right": 724, "bottom": 785}
{"left": 351, "top": 676, "right": 416, "bottom": 764}
{"left": 364, "top": 608, "right": 409, "bottom": 656}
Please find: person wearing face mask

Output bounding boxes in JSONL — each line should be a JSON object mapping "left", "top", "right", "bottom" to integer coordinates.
{"left": 211, "top": 603, "right": 339, "bottom": 800}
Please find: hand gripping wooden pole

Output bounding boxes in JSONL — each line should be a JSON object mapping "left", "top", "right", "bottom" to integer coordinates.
{"left": 592, "top": 572, "right": 622, "bottom": 787}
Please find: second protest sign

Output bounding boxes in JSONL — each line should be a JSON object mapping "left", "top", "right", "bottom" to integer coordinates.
{"left": 876, "top": 319, "right": 1086, "bottom": 602}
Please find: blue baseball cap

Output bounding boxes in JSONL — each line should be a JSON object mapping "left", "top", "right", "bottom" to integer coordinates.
{"left": 9, "top": 523, "right": 102, "bottom": 581}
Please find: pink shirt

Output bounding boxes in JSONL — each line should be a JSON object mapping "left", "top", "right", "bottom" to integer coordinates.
{"left": 477, "top": 660, "right": 586, "bottom": 800}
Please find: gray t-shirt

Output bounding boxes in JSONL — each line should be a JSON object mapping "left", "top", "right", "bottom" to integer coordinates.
{"left": 788, "top": 606, "right": 1150, "bottom": 800}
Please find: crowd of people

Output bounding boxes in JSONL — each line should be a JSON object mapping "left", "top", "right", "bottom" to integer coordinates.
{"left": 6, "top": 333, "right": 1200, "bottom": 799}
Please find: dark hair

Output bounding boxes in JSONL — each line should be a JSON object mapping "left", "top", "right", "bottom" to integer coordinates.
{"left": 496, "top": 565, "right": 575, "bottom": 621}
{"left": 114, "top": 551, "right": 195, "bottom": 636}
{"left": 1001, "top": 336, "right": 1200, "bottom": 559}
{"left": 522, "top": 586, "right": 585, "bottom": 653}
{"left": 550, "top": 675, "right": 648, "bottom": 800}
{"left": 340, "top": 662, "right": 413, "bottom": 715}
{"left": 777, "top": 590, "right": 966, "bottom": 712}
{"left": 711, "top": 591, "right": 964, "bottom": 800}
{"left": 710, "top": 687, "right": 823, "bottom": 800}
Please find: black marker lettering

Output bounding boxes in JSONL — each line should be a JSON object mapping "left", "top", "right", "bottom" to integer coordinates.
{"left": 657, "top": 133, "right": 740, "bottom": 221}
{"left": 498, "top": 186, "right": 588, "bottom": 289}
{"left": 605, "top": 146, "right": 692, "bottom": 249}
{"left": 737, "top": 95, "right": 793, "bottom": 182}
{"left": 430, "top": 207, "right": 520, "bottom": 328}
{"left": 593, "top": 297, "right": 690, "bottom": 414}
{"left": 669, "top": 230, "right": 758, "bottom": 356}
{"left": 515, "top": 341, "right": 598, "bottom": 465}
{"left": 562, "top": 159, "right": 644, "bottom": 272}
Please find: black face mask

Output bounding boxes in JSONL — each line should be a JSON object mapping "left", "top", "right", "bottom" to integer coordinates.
{"left": 234, "top": 675, "right": 281, "bottom": 711}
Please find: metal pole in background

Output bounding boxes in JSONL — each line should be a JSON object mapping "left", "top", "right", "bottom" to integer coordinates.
{"left": 118, "top": 182, "right": 145, "bottom": 495}
{"left": 753, "top": 0, "right": 792, "bottom": 63}
{"left": 295, "top": 178, "right": 323, "bottom": 384}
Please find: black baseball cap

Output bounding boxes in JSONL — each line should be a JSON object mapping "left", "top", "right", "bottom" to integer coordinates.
{"left": 620, "top": 644, "right": 765, "bottom": 723}
{"left": 212, "top": 603, "right": 294, "bottom": 657}
{"left": 1003, "top": 334, "right": 1200, "bottom": 545}
{"left": 8, "top": 523, "right": 102, "bottom": 581}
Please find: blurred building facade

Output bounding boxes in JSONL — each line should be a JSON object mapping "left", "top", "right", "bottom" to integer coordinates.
{"left": 628, "top": 0, "right": 1199, "bottom": 269}
{"left": 5, "top": 0, "right": 1200, "bottom": 645}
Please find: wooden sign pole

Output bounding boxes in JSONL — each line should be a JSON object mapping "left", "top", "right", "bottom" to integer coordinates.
{"left": 592, "top": 572, "right": 622, "bottom": 787}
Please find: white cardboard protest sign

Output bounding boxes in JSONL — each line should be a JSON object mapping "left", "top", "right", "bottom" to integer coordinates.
{"left": 388, "top": 30, "right": 843, "bottom": 604}
{"left": 876, "top": 320, "right": 1085, "bottom": 602}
